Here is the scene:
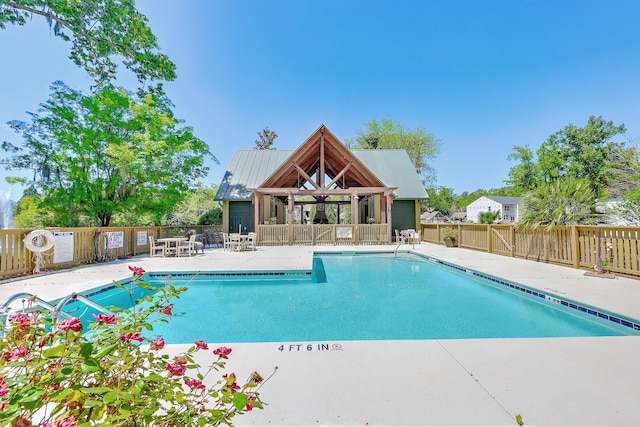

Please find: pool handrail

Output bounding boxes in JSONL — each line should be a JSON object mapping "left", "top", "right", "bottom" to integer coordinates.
{"left": 51, "top": 292, "right": 113, "bottom": 325}
{"left": 0, "top": 292, "right": 62, "bottom": 317}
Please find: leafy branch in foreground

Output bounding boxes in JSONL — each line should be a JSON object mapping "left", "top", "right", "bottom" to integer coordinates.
{"left": 0, "top": 266, "right": 269, "bottom": 426}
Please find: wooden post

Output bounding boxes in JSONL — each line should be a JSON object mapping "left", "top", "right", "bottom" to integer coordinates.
{"left": 351, "top": 193, "right": 359, "bottom": 245}
{"left": 386, "top": 193, "right": 393, "bottom": 243}
{"left": 287, "top": 193, "right": 294, "bottom": 246}
{"left": 510, "top": 225, "right": 515, "bottom": 257}
{"left": 571, "top": 225, "right": 580, "bottom": 269}
{"left": 253, "top": 193, "right": 260, "bottom": 242}
{"left": 487, "top": 224, "right": 492, "bottom": 253}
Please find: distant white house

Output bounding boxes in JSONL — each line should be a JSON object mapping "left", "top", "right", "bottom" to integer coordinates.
{"left": 466, "top": 196, "right": 522, "bottom": 223}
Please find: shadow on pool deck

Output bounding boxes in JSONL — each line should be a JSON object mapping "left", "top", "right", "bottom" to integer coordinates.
{"left": 2, "top": 244, "right": 640, "bottom": 426}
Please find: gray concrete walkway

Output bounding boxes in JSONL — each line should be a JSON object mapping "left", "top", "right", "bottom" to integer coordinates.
{"left": 2, "top": 243, "right": 640, "bottom": 426}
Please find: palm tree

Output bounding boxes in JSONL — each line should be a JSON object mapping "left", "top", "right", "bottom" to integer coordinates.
{"left": 518, "top": 178, "right": 597, "bottom": 230}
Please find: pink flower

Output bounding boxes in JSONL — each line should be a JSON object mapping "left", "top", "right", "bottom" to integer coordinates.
{"left": 194, "top": 340, "right": 208, "bottom": 350}
{"left": 151, "top": 337, "right": 165, "bottom": 351}
{"left": 8, "top": 313, "right": 32, "bottom": 332}
{"left": 128, "top": 265, "right": 145, "bottom": 276}
{"left": 92, "top": 313, "right": 118, "bottom": 325}
{"left": 214, "top": 346, "right": 232, "bottom": 359}
{"left": 0, "top": 377, "right": 9, "bottom": 397}
{"left": 119, "top": 332, "right": 144, "bottom": 343}
{"left": 4, "top": 347, "right": 29, "bottom": 361}
{"left": 159, "top": 305, "right": 173, "bottom": 316}
{"left": 8, "top": 312, "right": 31, "bottom": 325}
{"left": 184, "top": 378, "right": 205, "bottom": 389}
{"left": 52, "top": 417, "right": 77, "bottom": 427}
{"left": 165, "top": 363, "right": 187, "bottom": 376}
{"left": 57, "top": 317, "right": 82, "bottom": 333}
{"left": 246, "top": 393, "right": 257, "bottom": 411}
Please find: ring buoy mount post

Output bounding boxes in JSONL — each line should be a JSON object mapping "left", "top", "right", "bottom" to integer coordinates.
{"left": 23, "top": 229, "right": 56, "bottom": 274}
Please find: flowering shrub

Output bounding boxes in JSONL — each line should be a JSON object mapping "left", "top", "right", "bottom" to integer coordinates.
{"left": 593, "top": 241, "right": 614, "bottom": 273}
{"left": 0, "top": 266, "right": 267, "bottom": 426}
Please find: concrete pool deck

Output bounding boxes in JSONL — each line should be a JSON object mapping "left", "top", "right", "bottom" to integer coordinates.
{"left": 2, "top": 243, "right": 640, "bottom": 426}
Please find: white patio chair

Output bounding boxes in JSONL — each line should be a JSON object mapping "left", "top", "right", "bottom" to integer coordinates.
{"left": 245, "top": 232, "right": 256, "bottom": 251}
{"left": 222, "top": 233, "right": 232, "bottom": 251}
{"left": 149, "top": 236, "right": 166, "bottom": 257}
{"left": 395, "top": 229, "right": 405, "bottom": 244}
{"left": 229, "top": 233, "right": 243, "bottom": 252}
{"left": 177, "top": 235, "right": 194, "bottom": 257}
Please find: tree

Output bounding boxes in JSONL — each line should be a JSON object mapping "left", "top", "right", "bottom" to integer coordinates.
{"left": 518, "top": 178, "right": 597, "bottom": 229}
{"left": 505, "top": 145, "right": 537, "bottom": 194}
{"left": 10, "top": 195, "right": 53, "bottom": 228}
{"left": 424, "top": 186, "right": 454, "bottom": 216}
{"left": 344, "top": 119, "right": 440, "bottom": 185}
{"left": 1, "top": 81, "right": 215, "bottom": 226}
{"left": 161, "top": 183, "right": 221, "bottom": 226}
{"left": 254, "top": 127, "right": 278, "bottom": 150}
{"left": 611, "top": 187, "right": 640, "bottom": 226}
{"left": 535, "top": 116, "right": 626, "bottom": 198}
{"left": 0, "top": 0, "right": 176, "bottom": 83}
{"left": 478, "top": 210, "right": 500, "bottom": 224}
{"left": 605, "top": 143, "right": 640, "bottom": 197}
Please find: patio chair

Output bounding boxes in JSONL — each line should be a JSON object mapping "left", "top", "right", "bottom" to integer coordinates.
{"left": 229, "top": 233, "right": 243, "bottom": 252}
{"left": 395, "top": 229, "right": 405, "bottom": 244}
{"left": 222, "top": 233, "right": 232, "bottom": 251}
{"left": 149, "top": 236, "right": 166, "bottom": 257}
{"left": 245, "top": 232, "right": 256, "bottom": 251}
{"left": 212, "top": 232, "right": 224, "bottom": 248}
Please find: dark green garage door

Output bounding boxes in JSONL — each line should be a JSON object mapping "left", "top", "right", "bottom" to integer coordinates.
{"left": 229, "top": 202, "right": 254, "bottom": 233}
{"left": 391, "top": 200, "right": 416, "bottom": 233}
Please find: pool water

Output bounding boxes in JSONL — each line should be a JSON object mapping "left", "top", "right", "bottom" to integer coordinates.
{"left": 63, "top": 253, "right": 639, "bottom": 343}
{"left": 91, "top": 252, "right": 638, "bottom": 344}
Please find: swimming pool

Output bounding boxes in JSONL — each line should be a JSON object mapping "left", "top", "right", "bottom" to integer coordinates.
{"left": 66, "top": 252, "right": 640, "bottom": 343}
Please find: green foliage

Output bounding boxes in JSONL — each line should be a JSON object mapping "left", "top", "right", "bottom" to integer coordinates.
{"left": 254, "top": 127, "right": 278, "bottom": 150}
{"left": 424, "top": 186, "right": 454, "bottom": 216}
{"left": 505, "top": 145, "right": 537, "bottom": 193}
{"left": 515, "top": 414, "right": 524, "bottom": 426}
{"left": 1, "top": 82, "right": 215, "bottom": 226}
{"left": 605, "top": 143, "right": 640, "bottom": 197}
{"left": 453, "top": 187, "right": 513, "bottom": 211}
{"left": 11, "top": 195, "right": 51, "bottom": 228}
{"left": 537, "top": 115, "right": 625, "bottom": 197}
{"left": 198, "top": 208, "right": 223, "bottom": 225}
{"left": 518, "top": 178, "right": 597, "bottom": 229}
{"left": 162, "top": 183, "right": 221, "bottom": 226}
{"left": 0, "top": 0, "right": 176, "bottom": 84}
{"left": 478, "top": 210, "right": 500, "bottom": 224}
{"left": 345, "top": 118, "right": 440, "bottom": 185}
{"left": 611, "top": 187, "right": 640, "bottom": 225}
{"left": 0, "top": 267, "right": 267, "bottom": 425}
{"left": 507, "top": 116, "right": 628, "bottom": 199}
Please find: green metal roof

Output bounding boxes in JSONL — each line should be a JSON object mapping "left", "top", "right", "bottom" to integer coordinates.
{"left": 214, "top": 149, "right": 427, "bottom": 201}
{"left": 352, "top": 149, "right": 427, "bottom": 200}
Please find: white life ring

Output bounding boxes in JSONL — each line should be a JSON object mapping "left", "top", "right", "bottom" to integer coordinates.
{"left": 24, "top": 230, "right": 56, "bottom": 253}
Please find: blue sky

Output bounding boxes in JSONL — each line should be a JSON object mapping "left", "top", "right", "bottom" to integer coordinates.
{"left": 1, "top": 0, "right": 639, "bottom": 202}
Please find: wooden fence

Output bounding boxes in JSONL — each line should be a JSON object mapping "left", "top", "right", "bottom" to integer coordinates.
{"left": 421, "top": 224, "right": 640, "bottom": 279}
{"left": 4, "top": 223, "right": 637, "bottom": 280}
{"left": 257, "top": 224, "right": 389, "bottom": 246}
{"left": 0, "top": 226, "right": 222, "bottom": 280}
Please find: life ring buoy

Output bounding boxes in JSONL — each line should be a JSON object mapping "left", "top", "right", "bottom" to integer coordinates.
{"left": 24, "top": 230, "right": 56, "bottom": 252}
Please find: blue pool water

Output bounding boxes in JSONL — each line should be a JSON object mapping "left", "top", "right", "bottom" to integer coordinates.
{"left": 69, "top": 253, "right": 640, "bottom": 343}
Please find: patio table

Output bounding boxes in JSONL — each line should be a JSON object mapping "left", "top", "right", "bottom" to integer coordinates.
{"left": 156, "top": 237, "right": 188, "bottom": 256}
